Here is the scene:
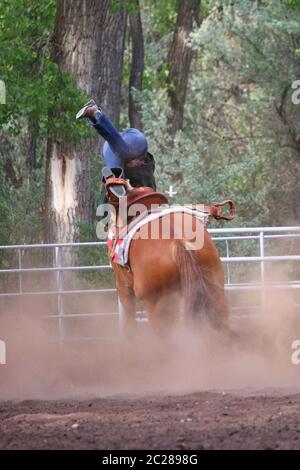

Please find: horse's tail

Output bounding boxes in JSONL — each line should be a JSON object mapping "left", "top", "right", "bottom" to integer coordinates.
{"left": 173, "top": 240, "right": 226, "bottom": 329}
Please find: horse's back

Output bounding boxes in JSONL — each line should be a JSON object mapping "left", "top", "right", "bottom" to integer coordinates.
{"left": 129, "top": 215, "right": 224, "bottom": 299}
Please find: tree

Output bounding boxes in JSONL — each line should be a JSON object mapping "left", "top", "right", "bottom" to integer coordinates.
{"left": 1, "top": 0, "right": 300, "bottom": 249}
{"left": 128, "top": 0, "right": 144, "bottom": 130}
{"left": 139, "top": 0, "right": 300, "bottom": 227}
{"left": 45, "top": 0, "right": 126, "bottom": 243}
{"left": 187, "top": 0, "right": 300, "bottom": 223}
{"left": 167, "top": 0, "right": 201, "bottom": 137}
{"left": 0, "top": 0, "right": 56, "bottom": 186}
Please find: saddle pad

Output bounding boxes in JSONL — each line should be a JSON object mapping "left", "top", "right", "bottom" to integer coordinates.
{"left": 107, "top": 205, "right": 210, "bottom": 267}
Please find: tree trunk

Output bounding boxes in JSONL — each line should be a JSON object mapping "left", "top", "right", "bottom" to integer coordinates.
{"left": 128, "top": 0, "right": 144, "bottom": 130}
{"left": 26, "top": 118, "right": 38, "bottom": 187}
{"left": 3, "top": 158, "right": 23, "bottom": 189}
{"left": 45, "top": 0, "right": 126, "bottom": 244}
{"left": 167, "top": 0, "right": 201, "bottom": 138}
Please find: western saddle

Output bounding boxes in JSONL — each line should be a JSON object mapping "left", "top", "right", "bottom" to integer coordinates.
{"left": 105, "top": 177, "right": 236, "bottom": 222}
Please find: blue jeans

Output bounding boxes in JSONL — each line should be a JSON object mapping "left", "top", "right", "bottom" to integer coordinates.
{"left": 88, "top": 112, "right": 148, "bottom": 176}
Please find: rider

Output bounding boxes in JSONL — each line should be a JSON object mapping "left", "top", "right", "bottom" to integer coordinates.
{"left": 76, "top": 99, "right": 156, "bottom": 195}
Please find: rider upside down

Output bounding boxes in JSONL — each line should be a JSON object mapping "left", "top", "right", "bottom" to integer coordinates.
{"left": 76, "top": 100, "right": 236, "bottom": 337}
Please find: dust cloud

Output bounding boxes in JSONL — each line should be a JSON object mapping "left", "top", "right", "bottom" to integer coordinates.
{"left": 0, "top": 270, "right": 300, "bottom": 401}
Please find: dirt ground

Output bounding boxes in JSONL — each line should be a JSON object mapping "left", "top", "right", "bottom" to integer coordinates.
{"left": 1, "top": 390, "right": 300, "bottom": 450}
{"left": 1, "top": 282, "right": 300, "bottom": 450}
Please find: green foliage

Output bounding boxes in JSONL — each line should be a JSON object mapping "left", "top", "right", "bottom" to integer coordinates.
{"left": 0, "top": 164, "right": 11, "bottom": 247}
{"left": 1, "top": 0, "right": 300, "bottom": 253}
{"left": 0, "top": 0, "right": 89, "bottom": 141}
{"left": 286, "top": 0, "right": 300, "bottom": 10}
{"left": 0, "top": 159, "right": 44, "bottom": 273}
{"left": 0, "top": 0, "right": 91, "bottom": 249}
{"left": 138, "top": 0, "right": 300, "bottom": 227}
{"left": 0, "top": 163, "right": 44, "bottom": 245}
{"left": 142, "top": 0, "right": 177, "bottom": 36}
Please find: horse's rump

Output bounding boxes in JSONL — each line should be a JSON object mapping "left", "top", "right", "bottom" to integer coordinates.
{"left": 105, "top": 179, "right": 234, "bottom": 333}
{"left": 173, "top": 237, "right": 228, "bottom": 329}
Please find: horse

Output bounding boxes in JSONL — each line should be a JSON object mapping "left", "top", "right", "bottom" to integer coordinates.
{"left": 103, "top": 179, "right": 236, "bottom": 337}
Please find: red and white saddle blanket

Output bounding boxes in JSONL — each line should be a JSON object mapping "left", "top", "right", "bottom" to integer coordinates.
{"left": 107, "top": 205, "right": 210, "bottom": 267}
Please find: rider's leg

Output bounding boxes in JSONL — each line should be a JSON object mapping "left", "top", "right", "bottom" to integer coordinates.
{"left": 76, "top": 100, "right": 126, "bottom": 175}
{"left": 91, "top": 112, "right": 131, "bottom": 157}
{"left": 76, "top": 100, "right": 148, "bottom": 162}
{"left": 76, "top": 100, "right": 154, "bottom": 188}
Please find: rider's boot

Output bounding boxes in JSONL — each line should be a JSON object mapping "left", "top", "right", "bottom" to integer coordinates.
{"left": 76, "top": 99, "right": 100, "bottom": 122}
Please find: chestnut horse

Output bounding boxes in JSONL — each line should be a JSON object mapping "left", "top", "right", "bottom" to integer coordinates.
{"left": 105, "top": 182, "right": 235, "bottom": 336}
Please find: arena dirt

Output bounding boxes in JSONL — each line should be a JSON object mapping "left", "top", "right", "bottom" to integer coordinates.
{"left": 0, "top": 270, "right": 300, "bottom": 449}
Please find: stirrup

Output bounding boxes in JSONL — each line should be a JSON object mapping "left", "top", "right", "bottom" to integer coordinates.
{"left": 102, "top": 167, "right": 127, "bottom": 198}
{"left": 109, "top": 185, "right": 127, "bottom": 198}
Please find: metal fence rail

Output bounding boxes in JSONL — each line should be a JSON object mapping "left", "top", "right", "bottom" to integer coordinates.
{"left": 1, "top": 226, "right": 300, "bottom": 340}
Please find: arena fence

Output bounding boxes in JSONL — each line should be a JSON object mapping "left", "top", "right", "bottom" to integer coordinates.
{"left": 0, "top": 226, "right": 299, "bottom": 341}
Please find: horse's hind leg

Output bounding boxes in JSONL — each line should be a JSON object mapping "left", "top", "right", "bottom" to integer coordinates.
{"left": 205, "top": 271, "right": 229, "bottom": 327}
{"left": 117, "top": 284, "right": 137, "bottom": 338}
{"left": 143, "top": 291, "right": 180, "bottom": 336}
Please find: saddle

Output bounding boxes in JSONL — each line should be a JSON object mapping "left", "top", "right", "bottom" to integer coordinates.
{"left": 105, "top": 177, "right": 168, "bottom": 212}
{"left": 105, "top": 177, "right": 236, "bottom": 222}
{"left": 105, "top": 177, "right": 236, "bottom": 266}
